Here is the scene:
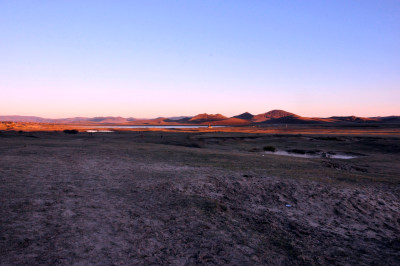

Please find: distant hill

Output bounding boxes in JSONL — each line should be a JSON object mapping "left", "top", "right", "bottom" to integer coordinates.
{"left": 1, "top": 111, "right": 399, "bottom": 125}
{"left": 233, "top": 112, "right": 254, "bottom": 120}
{"left": 0, "top": 116, "right": 132, "bottom": 124}
{"left": 328, "top": 116, "right": 380, "bottom": 123}
{"left": 0, "top": 115, "right": 51, "bottom": 123}
{"left": 261, "top": 116, "right": 319, "bottom": 124}
{"left": 163, "top": 116, "right": 192, "bottom": 123}
{"left": 166, "top": 116, "right": 192, "bottom": 121}
{"left": 378, "top": 116, "right": 400, "bottom": 123}
{"left": 200, "top": 118, "right": 250, "bottom": 125}
{"left": 86, "top": 117, "right": 128, "bottom": 123}
{"left": 188, "top": 113, "right": 228, "bottom": 123}
{"left": 252, "top": 110, "right": 299, "bottom": 123}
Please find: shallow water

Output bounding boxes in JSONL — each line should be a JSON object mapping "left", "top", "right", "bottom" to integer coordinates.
{"left": 265, "top": 150, "right": 359, "bottom": 159}
{"left": 86, "top": 130, "right": 114, "bottom": 133}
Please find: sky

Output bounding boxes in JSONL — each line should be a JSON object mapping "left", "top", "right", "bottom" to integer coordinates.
{"left": 1, "top": 0, "right": 399, "bottom": 118}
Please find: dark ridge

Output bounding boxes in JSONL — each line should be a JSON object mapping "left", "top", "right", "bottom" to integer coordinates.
{"left": 233, "top": 112, "right": 254, "bottom": 120}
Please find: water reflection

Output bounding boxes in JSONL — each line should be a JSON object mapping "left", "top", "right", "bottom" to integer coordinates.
{"left": 264, "top": 150, "right": 361, "bottom": 159}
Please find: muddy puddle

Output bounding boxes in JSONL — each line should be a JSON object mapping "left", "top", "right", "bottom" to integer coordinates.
{"left": 264, "top": 150, "right": 362, "bottom": 159}
{"left": 86, "top": 130, "right": 114, "bottom": 133}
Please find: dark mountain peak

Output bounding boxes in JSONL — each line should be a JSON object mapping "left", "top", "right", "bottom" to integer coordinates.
{"left": 233, "top": 112, "right": 254, "bottom": 120}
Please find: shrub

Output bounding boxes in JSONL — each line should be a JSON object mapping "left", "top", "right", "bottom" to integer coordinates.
{"left": 263, "top": 145, "right": 276, "bottom": 152}
{"left": 63, "top": 129, "right": 79, "bottom": 134}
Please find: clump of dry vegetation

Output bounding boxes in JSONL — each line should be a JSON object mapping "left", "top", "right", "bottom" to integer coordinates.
{"left": 263, "top": 145, "right": 276, "bottom": 152}
{"left": 63, "top": 129, "right": 79, "bottom": 134}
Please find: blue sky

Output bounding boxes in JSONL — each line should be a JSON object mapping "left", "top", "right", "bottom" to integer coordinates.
{"left": 1, "top": 0, "right": 399, "bottom": 118}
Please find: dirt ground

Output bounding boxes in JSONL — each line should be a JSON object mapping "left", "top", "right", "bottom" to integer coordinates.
{"left": 1, "top": 129, "right": 400, "bottom": 265}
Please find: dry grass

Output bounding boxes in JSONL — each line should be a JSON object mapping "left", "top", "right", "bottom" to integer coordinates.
{"left": 0, "top": 129, "right": 399, "bottom": 264}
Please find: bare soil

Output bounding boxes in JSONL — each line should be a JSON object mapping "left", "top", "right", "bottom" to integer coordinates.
{"left": 1, "top": 129, "right": 400, "bottom": 265}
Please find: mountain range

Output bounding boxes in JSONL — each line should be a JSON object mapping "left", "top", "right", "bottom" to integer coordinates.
{"left": 1, "top": 110, "right": 399, "bottom": 125}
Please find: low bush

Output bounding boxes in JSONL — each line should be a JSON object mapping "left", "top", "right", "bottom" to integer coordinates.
{"left": 63, "top": 129, "right": 79, "bottom": 134}
{"left": 263, "top": 145, "right": 276, "bottom": 152}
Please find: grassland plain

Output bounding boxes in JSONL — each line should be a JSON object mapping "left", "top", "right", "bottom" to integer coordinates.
{"left": 1, "top": 129, "right": 400, "bottom": 265}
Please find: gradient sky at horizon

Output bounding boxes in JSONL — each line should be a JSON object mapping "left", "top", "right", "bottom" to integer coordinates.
{"left": 1, "top": 0, "right": 399, "bottom": 118}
